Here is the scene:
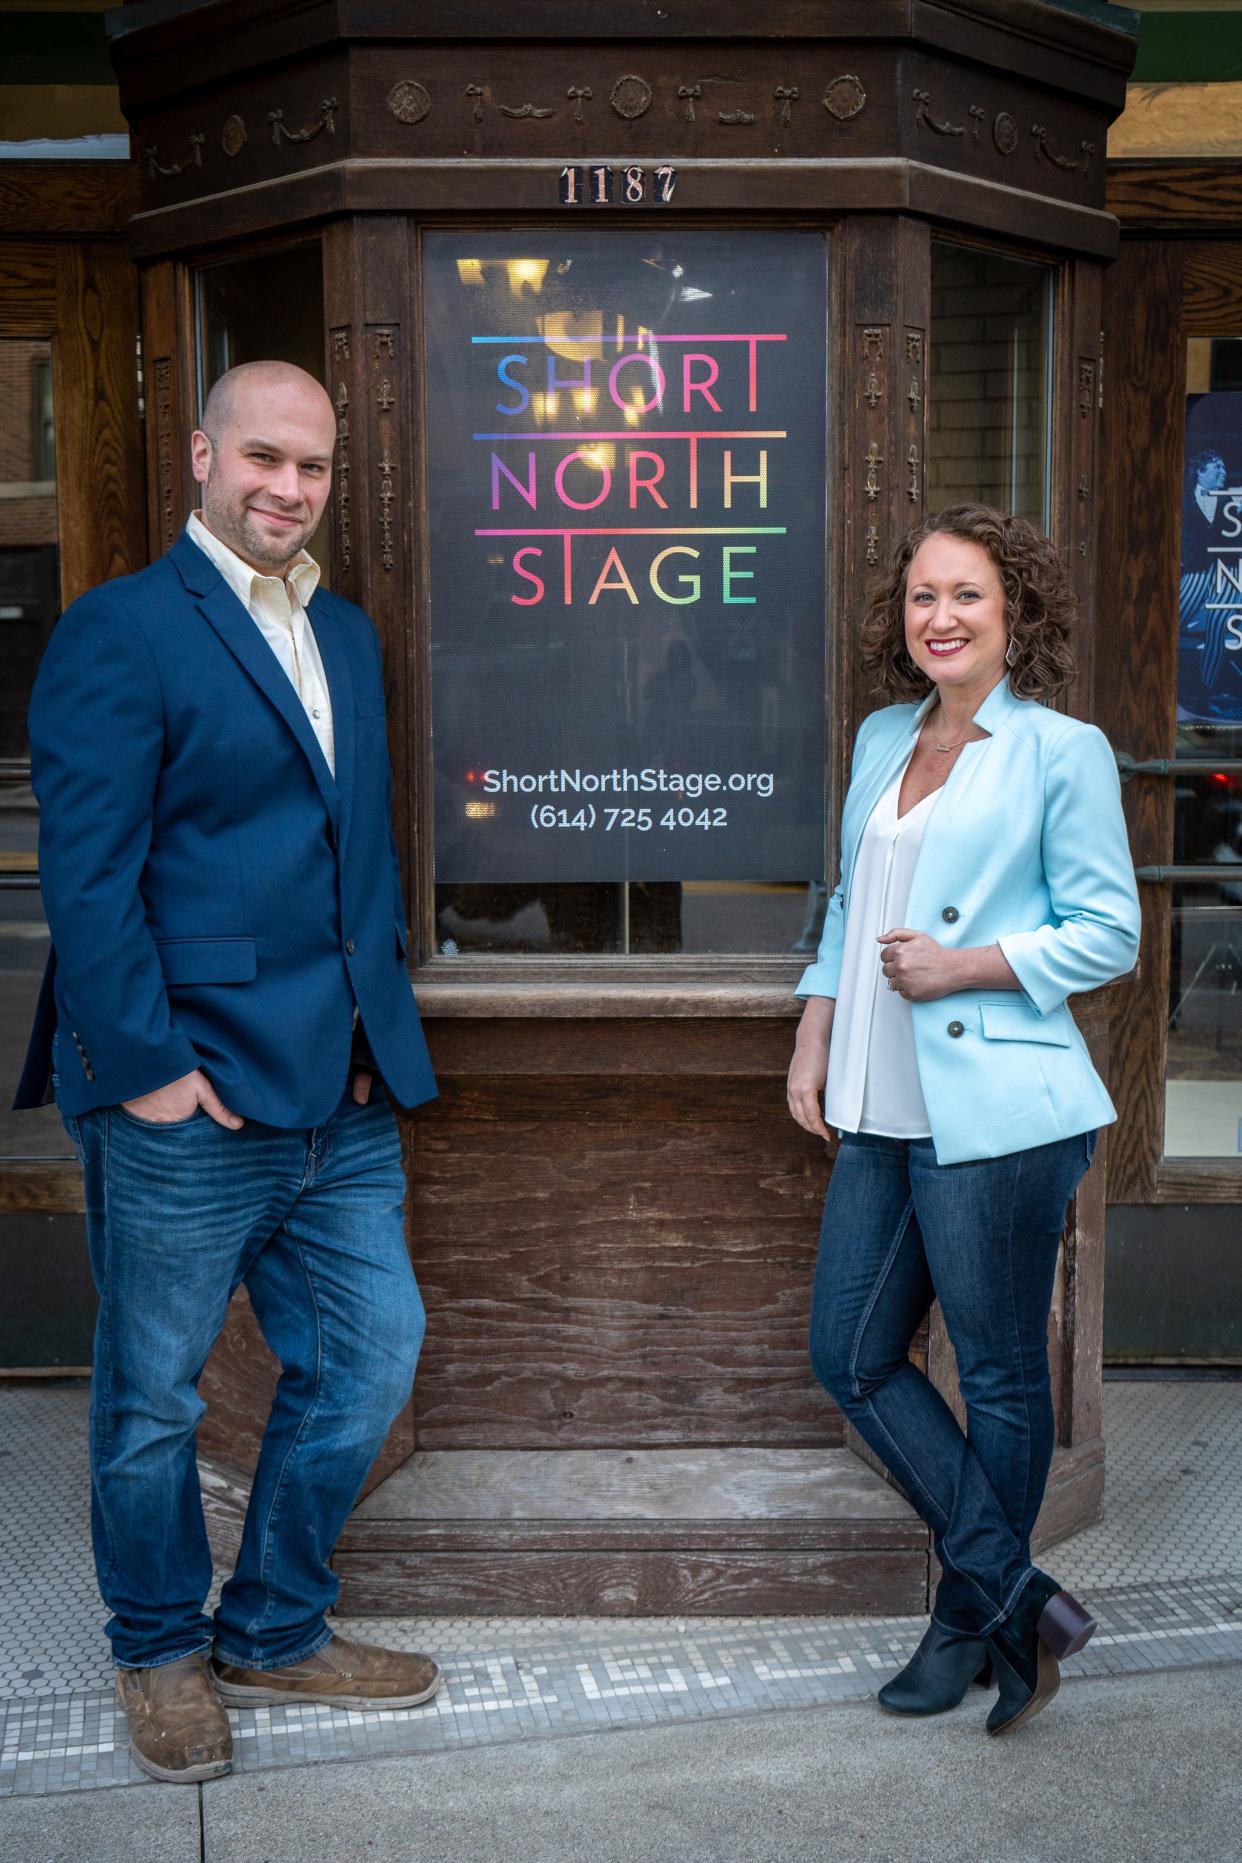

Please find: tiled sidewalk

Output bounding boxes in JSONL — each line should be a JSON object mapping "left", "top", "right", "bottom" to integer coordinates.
{"left": 2, "top": 1381, "right": 1240, "bottom": 1797}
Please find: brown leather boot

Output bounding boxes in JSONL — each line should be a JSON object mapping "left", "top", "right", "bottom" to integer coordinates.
{"left": 211, "top": 1635, "right": 441, "bottom": 1710}
{"left": 117, "top": 1652, "right": 233, "bottom": 1783}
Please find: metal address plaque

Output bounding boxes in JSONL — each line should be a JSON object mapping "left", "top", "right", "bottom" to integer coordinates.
{"left": 560, "top": 164, "right": 678, "bottom": 206}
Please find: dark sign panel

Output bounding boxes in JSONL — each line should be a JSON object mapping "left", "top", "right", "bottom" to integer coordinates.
{"left": 1180, "top": 392, "right": 1242, "bottom": 724}
{"left": 425, "top": 230, "right": 828, "bottom": 884}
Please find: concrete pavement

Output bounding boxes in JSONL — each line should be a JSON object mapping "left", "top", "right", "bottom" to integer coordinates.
{"left": 3, "top": 1665, "right": 1237, "bottom": 1862}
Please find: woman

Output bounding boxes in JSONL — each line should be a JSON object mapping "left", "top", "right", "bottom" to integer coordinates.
{"left": 787, "top": 505, "right": 1140, "bottom": 1736}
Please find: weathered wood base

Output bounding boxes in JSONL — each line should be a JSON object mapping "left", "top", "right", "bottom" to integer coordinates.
{"left": 331, "top": 1446, "right": 928, "bottom": 1617}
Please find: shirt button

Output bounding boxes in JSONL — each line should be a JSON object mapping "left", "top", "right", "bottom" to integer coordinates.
{"left": 312, "top": 708, "right": 321, "bottom": 719}
{"left": 345, "top": 938, "right": 356, "bottom": 956}
{"left": 947, "top": 1020, "right": 965, "bottom": 1038}
{"left": 942, "top": 906, "right": 960, "bottom": 924}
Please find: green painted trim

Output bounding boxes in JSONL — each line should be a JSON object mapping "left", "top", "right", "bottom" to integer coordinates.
{"left": 3, "top": 14, "right": 115, "bottom": 87}
{"left": 1132, "top": 13, "right": 1242, "bottom": 83}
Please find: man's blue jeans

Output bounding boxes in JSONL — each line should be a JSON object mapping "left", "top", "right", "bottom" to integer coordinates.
{"left": 809, "top": 1130, "right": 1095, "bottom": 1637}
{"left": 65, "top": 1092, "right": 424, "bottom": 1671}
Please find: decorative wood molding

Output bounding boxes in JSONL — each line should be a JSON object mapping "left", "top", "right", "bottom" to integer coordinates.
{"left": 387, "top": 81, "right": 431, "bottom": 125}
{"left": 823, "top": 74, "right": 866, "bottom": 122}
{"left": 144, "top": 132, "right": 203, "bottom": 179}
{"left": 268, "top": 96, "right": 338, "bottom": 146}
{"left": 913, "top": 89, "right": 964, "bottom": 137}
{"left": 610, "top": 74, "right": 653, "bottom": 120}
{"left": 152, "top": 356, "right": 178, "bottom": 551}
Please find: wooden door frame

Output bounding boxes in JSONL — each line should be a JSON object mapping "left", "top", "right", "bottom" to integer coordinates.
{"left": 0, "top": 160, "right": 145, "bottom": 1218}
{"left": 1100, "top": 163, "right": 1242, "bottom": 1206}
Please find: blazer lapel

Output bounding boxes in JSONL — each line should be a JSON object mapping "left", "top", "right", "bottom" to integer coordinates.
{"left": 309, "top": 595, "right": 356, "bottom": 857}
{"left": 181, "top": 545, "right": 341, "bottom": 833}
{"left": 840, "top": 696, "right": 933, "bottom": 903}
{"left": 931, "top": 677, "right": 1023, "bottom": 830}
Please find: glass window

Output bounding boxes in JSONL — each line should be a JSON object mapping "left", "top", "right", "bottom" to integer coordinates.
{"left": 193, "top": 244, "right": 330, "bottom": 571}
{"left": 0, "top": 338, "right": 65, "bottom": 1158}
{"left": 928, "top": 241, "right": 1053, "bottom": 528}
{"left": 423, "top": 229, "right": 829, "bottom": 956}
{"left": 1167, "top": 340, "right": 1242, "bottom": 1159}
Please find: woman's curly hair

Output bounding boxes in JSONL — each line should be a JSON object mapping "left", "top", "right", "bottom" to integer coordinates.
{"left": 859, "top": 504, "right": 1077, "bottom": 702}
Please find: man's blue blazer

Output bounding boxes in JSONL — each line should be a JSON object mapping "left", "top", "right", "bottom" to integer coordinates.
{"left": 14, "top": 529, "right": 437, "bottom": 1126}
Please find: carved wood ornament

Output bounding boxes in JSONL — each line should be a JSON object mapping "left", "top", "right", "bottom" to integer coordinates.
{"left": 268, "top": 97, "right": 338, "bottom": 146}
{"left": 153, "top": 358, "right": 177, "bottom": 551}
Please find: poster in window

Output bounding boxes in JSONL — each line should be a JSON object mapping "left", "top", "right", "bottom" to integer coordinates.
{"left": 424, "top": 230, "right": 828, "bottom": 883}
{"left": 1180, "top": 393, "right": 1242, "bottom": 724}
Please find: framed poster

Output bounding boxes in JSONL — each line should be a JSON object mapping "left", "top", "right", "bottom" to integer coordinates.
{"left": 424, "top": 230, "right": 828, "bottom": 885}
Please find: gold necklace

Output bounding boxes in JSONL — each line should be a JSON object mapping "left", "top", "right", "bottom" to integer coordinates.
{"left": 926, "top": 710, "right": 974, "bottom": 754}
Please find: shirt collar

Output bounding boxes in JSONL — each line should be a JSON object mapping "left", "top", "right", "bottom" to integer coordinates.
{"left": 187, "top": 510, "right": 321, "bottom": 612}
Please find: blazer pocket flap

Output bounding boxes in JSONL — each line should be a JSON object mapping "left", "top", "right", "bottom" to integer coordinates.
{"left": 979, "top": 1001, "right": 1072, "bottom": 1046}
{"left": 156, "top": 936, "right": 258, "bottom": 985}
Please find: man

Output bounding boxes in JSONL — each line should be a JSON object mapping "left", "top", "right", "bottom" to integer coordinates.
{"left": 15, "top": 360, "right": 440, "bottom": 1784}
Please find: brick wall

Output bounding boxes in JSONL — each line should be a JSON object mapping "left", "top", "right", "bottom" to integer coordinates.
{"left": 0, "top": 341, "right": 57, "bottom": 548}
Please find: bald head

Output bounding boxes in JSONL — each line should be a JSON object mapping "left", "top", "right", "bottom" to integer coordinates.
{"left": 200, "top": 360, "right": 334, "bottom": 450}
{"left": 191, "top": 360, "right": 336, "bottom": 575}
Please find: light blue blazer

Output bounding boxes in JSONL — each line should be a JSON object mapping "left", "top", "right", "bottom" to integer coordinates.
{"left": 796, "top": 679, "right": 1141, "bottom": 1165}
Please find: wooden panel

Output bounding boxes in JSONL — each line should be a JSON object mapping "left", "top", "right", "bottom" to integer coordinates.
{"left": 347, "top": 1446, "right": 919, "bottom": 1531}
{"left": 54, "top": 242, "right": 147, "bottom": 604}
{"left": 1108, "top": 163, "right": 1242, "bottom": 234}
{"left": 1051, "top": 258, "right": 1103, "bottom": 719}
{"left": 1155, "top": 1161, "right": 1242, "bottom": 1204}
{"left": 424, "top": 1017, "right": 800, "bottom": 1079}
{"left": 836, "top": 216, "right": 931, "bottom": 821}
{"left": 333, "top": 1547, "right": 928, "bottom": 1617}
{"left": 0, "top": 247, "right": 57, "bottom": 334}
{"left": 1096, "top": 239, "right": 1184, "bottom": 1203}
{"left": 0, "top": 163, "right": 136, "bottom": 239}
{"left": 139, "top": 260, "right": 197, "bottom": 560}
{"left": 0, "top": 1162, "right": 83, "bottom": 1215}
{"left": 1183, "top": 243, "right": 1242, "bottom": 335}
{"left": 403, "top": 1074, "right": 834, "bottom": 1451}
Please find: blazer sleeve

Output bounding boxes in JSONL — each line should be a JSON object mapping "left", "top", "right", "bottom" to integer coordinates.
{"left": 29, "top": 591, "right": 202, "bottom": 1100}
{"left": 794, "top": 711, "right": 880, "bottom": 1002}
{"left": 996, "top": 721, "right": 1141, "bottom": 1017}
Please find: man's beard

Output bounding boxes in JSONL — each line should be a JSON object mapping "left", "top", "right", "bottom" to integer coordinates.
{"left": 204, "top": 483, "right": 312, "bottom": 571}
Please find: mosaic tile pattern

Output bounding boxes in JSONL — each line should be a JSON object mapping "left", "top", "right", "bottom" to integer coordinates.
{"left": 1056, "top": 1382, "right": 1242, "bottom": 1589}
{"left": 2, "top": 1574, "right": 1240, "bottom": 1797}
{"left": 2, "top": 1381, "right": 1240, "bottom": 1798}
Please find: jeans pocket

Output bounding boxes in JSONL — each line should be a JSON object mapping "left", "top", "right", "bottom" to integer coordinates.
{"left": 113, "top": 1104, "right": 204, "bottom": 1131}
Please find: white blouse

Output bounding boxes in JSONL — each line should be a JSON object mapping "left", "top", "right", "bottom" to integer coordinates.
{"left": 824, "top": 763, "right": 941, "bottom": 1140}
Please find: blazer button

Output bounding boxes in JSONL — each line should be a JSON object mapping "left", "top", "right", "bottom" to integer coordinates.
{"left": 345, "top": 938, "right": 356, "bottom": 956}
{"left": 947, "top": 1020, "right": 965, "bottom": 1038}
{"left": 942, "top": 906, "right": 960, "bottom": 924}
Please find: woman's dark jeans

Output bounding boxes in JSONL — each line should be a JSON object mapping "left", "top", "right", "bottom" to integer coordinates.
{"left": 809, "top": 1129, "right": 1095, "bottom": 1636}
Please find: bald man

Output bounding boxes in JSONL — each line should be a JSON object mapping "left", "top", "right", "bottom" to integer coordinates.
{"left": 16, "top": 361, "right": 440, "bottom": 1782}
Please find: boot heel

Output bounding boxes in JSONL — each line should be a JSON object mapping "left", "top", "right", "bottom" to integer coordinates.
{"left": 1035, "top": 1589, "right": 1096, "bottom": 1659}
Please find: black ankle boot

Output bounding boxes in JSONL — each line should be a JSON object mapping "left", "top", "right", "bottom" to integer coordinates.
{"left": 986, "top": 1571, "right": 1097, "bottom": 1737}
{"left": 878, "top": 1622, "right": 993, "bottom": 1716}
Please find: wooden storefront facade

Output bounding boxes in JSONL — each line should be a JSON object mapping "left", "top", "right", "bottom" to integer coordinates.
{"left": 1, "top": 0, "right": 1237, "bottom": 1617}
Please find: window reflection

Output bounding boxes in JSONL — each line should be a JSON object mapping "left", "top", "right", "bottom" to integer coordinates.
{"left": 194, "top": 244, "right": 331, "bottom": 573}
{"left": 928, "top": 242, "right": 1053, "bottom": 528}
